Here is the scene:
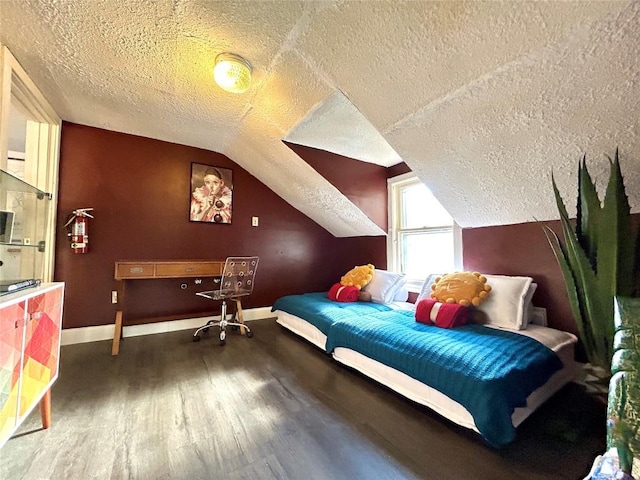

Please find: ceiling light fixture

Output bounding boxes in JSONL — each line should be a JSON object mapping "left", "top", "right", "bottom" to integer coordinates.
{"left": 213, "top": 53, "right": 252, "bottom": 94}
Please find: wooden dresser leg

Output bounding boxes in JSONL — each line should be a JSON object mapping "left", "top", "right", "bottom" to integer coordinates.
{"left": 40, "top": 389, "right": 51, "bottom": 429}
{"left": 112, "top": 310, "right": 123, "bottom": 355}
{"left": 236, "top": 299, "right": 246, "bottom": 335}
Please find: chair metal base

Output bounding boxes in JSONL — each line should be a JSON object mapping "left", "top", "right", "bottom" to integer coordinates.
{"left": 192, "top": 300, "right": 253, "bottom": 345}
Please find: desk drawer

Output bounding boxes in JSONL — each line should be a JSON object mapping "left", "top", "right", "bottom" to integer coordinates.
{"left": 155, "top": 262, "right": 222, "bottom": 277}
{"left": 116, "top": 263, "right": 155, "bottom": 279}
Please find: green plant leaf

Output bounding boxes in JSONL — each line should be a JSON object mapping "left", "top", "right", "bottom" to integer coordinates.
{"left": 552, "top": 177, "right": 611, "bottom": 369}
{"left": 600, "top": 149, "right": 635, "bottom": 298}
{"left": 560, "top": 213, "right": 610, "bottom": 369}
{"left": 577, "top": 156, "right": 600, "bottom": 269}
{"left": 636, "top": 224, "right": 640, "bottom": 297}
{"left": 551, "top": 171, "right": 570, "bottom": 221}
{"left": 543, "top": 225, "right": 591, "bottom": 352}
{"left": 596, "top": 152, "right": 629, "bottom": 365}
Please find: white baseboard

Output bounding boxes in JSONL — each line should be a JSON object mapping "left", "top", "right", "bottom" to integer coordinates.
{"left": 61, "top": 306, "right": 274, "bottom": 346}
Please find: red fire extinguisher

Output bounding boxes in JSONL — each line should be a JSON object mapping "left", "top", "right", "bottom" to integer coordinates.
{"left": 64, "top": 208, "right": 94, "bottom": 254}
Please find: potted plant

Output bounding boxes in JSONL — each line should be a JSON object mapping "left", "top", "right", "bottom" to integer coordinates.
{"left": 607, "top": 296, "right": 639, "bottom": 476}
{"left": 543, "top": 149, "right": 639, "bottom": 394}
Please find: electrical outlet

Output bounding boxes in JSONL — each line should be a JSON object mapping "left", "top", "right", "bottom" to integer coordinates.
{"left": 111, "top": 291, "right": 118, "bottom": 304}
{"left": 23, "top": 237, "right": 31, "bottom": 245}
{"left": 252, "top": 216, "right": 259, "bottom": 227}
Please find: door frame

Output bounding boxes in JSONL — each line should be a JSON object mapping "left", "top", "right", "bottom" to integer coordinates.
{"left": 0, "top": 45, "right": 62, "bottom": 282}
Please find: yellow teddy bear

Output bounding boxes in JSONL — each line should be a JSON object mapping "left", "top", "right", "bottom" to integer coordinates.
{"left": 340, "top": 264, "right": 375, "bottom": 290}
{"left": 430, "top": 271, "right": 491, "bottom": 307}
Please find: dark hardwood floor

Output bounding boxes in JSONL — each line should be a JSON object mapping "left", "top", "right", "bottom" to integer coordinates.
{"left": 0, "top": 318, "right": 605, "bottom": 480}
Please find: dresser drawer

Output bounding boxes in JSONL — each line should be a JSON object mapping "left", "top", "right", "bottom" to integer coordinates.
{"left": 155, "top": 262, "right": 222, "bottom": 277}
{"left": 115, "top": 263, "right": 155, "bottom": 279}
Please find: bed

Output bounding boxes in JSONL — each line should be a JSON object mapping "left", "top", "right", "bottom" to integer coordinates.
{"left": 272, "top": 273, "right": 578, "bottom": 448}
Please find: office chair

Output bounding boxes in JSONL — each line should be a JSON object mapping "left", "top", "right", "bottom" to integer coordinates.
{"left": 193, "top": 256, "right": 259, "bottom": 345}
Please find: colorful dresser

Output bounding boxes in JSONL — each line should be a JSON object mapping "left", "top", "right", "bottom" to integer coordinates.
{"left": 0, "top": 283, "right": 64, "bottom": 448}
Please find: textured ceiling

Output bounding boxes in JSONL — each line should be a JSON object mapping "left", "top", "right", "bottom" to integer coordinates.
{"left": 0, "top": 0, "right": 638, "bottom": 235}
{"left": 285, "top": 90, "right": 403, "bottom": 167}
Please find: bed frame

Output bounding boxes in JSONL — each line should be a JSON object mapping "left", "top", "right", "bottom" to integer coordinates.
{"left": 276, "top": 310, "right": 577, "bottom": 436}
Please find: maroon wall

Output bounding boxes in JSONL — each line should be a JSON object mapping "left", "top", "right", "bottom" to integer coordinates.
{"left": 463, "top": 214, "right": 640, "bottom": 335}
{"left": 57, "top": 123, "right": 622, "bottom": 337}
{"left": 462, "top": 221, "right": 575, "bottom": 334}
{"left": 387, "top": 162, "right": 411, "bottom": 178}
{"left": 55, "top": 123, "right": 386, "bottom": 329}
{"left": 285, "top": 142, "right": 388, "bottom": 232}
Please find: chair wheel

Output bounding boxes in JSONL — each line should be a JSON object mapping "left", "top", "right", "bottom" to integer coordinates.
{"left": 219, "top": 330, "right": 226, "bottom": 342}
{"left": 219, "top": 339, "right": 226, "bottom": 346}
{"left": 246, "top": 330, "right": 254, "bottom": 338}
{"left": 193, "top": 335, "right": 201, "bottom": 342}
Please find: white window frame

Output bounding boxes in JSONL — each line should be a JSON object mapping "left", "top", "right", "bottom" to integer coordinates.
{"left": 387, "top": 172, "right": 462, "bottom": 292}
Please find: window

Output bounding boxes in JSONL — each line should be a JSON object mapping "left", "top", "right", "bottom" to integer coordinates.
{"left": 388, "top": 174, "right": 459, "bottom": 289}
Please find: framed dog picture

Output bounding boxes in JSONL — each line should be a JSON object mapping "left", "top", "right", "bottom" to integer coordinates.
{"left": 189, "top": 163, "right": 233, "bottom": 224}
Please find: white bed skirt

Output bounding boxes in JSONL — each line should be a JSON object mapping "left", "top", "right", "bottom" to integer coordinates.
{"left": 275, "top": 310, "right": 577, "bottom": 434}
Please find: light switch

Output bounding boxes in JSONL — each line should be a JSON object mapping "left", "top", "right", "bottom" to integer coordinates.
{"left": 252, "top": 216, "right": 259, "bottom": 227}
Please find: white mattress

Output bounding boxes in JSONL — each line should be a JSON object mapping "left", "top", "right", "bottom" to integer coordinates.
{"left": 275, "top": 310, "right": 577, "bottom": 434}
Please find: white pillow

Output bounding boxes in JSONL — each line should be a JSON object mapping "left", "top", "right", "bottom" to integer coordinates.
{"left": 393, "top": 285, "right": 409, "bottom": 302}
{"left": 521, "top": 282, "right": 537, "bottom": 328}
{"left": 474, "top": 274, "right": 533, "bottom": 330}
{"left": 529, "top": 306, "right": 547, "bottom": 326}
{"left": 363, "top": 269, "right": 406, "bottom": 304}
{"left": 416, "top": 274, "right": 441, "bottom": 303}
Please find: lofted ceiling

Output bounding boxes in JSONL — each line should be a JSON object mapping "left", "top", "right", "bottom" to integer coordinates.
{"left": 0, "top": 1, "right": 638, "bottom": 236}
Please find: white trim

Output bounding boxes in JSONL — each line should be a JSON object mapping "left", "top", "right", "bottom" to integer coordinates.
{"left": 387, "top": 180, "right": 399, "bottom": 272}
{"left": 7, "top": 150, "right": 25, "bottom": 160}
{"left": 387, "top": 174, "right": 417, "bottom": 272}
{"left": 386, "top": 171, "right": 417, "bottom": 185}
{"left": 405, "top": 278, "right": 423, "bottom": 293}
{"left": 453, "top": 222, "right": 463, "bottom": 270}
{"left": 61, "top": 306, "right": 274, "bottom": 345}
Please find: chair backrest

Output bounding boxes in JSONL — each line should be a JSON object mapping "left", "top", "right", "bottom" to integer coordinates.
{"left": 219, "top": 256, "right": 259, "bottom": 298}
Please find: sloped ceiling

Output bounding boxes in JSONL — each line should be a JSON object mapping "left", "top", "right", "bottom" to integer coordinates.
{"left": 285, "top": 90, "right": 404, "bottom": 167}
{"left": 0, "top": 1, "right": 638, "bottom": 235}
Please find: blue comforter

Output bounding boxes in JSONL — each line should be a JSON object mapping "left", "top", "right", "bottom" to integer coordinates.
{"left": 273, "top": 292, "right": 393, "bottom": 336}
{"left": 273, "top": 293, "right": 563, "bottom": 447}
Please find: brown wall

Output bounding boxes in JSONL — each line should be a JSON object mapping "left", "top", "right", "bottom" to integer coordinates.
{"left": 55, "top": 123, "right": 386, "bottom": 329}
{"left": 55, "top": 123, "right": 623, "bottom": 338}
{"left": 463, "top": 214, "right": 640, "bottom": 335}
{"left": 462, "top": 221, "right": 574, "bottom": 334}
{"left": 387, "top": 162, "right": 411, "bottom": 178}
{"left": 285, "top": 142, "right": 388, "bottom": 232}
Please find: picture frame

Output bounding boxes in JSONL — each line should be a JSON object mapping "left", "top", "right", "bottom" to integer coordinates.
{"left": 189, "top": 163, "right": 233, "bottom": 224}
